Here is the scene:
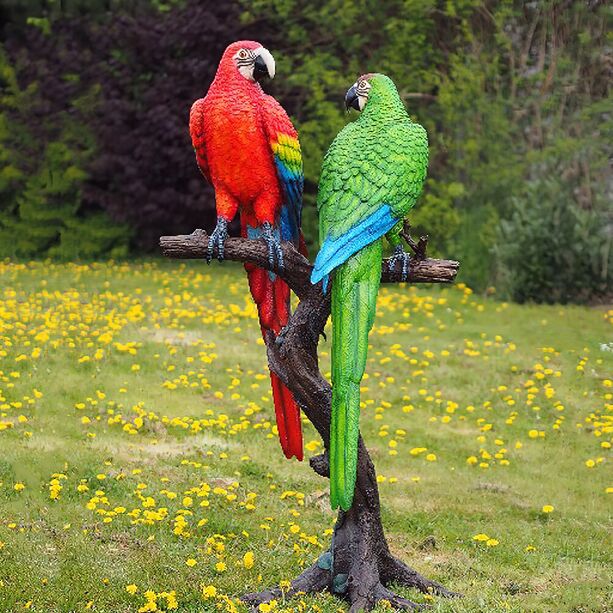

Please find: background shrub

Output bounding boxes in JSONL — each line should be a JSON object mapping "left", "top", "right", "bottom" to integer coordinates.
{"left": 495, "top": 180, "right": 611, "bottom": 304}
{"left": 0, "top": 0, "right": 610, "bottom": 302}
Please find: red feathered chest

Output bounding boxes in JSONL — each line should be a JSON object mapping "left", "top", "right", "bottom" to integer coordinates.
{"left": 201, "top": 80, "right": 281, "bottom": 211}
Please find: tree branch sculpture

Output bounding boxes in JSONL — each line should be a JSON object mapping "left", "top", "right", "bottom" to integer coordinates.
{"left": 160, "top": 225, "right": 460, "bottom": 611}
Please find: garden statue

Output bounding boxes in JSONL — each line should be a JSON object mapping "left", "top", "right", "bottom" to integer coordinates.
{"left": 163, "top": 42, "right": 460, "bottom": 611}
{"left": 189, "top": 40, "right": 306, "bottom": 461}
{"left": 312, "top": 73, "right": 429, "bottom": 511}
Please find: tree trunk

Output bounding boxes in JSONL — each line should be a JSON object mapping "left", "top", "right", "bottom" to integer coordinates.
{"left": 160, "top": 228, "right": 461, "bottom": 611}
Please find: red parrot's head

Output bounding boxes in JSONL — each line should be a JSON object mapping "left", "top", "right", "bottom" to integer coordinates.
{"left": 218, "top": 40, "right": 276, "bottom": 83}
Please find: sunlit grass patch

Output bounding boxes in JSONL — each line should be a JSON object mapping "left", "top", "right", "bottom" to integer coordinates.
{"left": 0, "top": 260, "right": 610, "bottom": 611}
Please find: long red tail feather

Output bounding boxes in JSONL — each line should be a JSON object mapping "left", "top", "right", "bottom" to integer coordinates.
{"left": 270, "top": 372, "right": 303, "bottom": 460}
{"left": 246, "top": 265, "right": 303, "bottom": 460}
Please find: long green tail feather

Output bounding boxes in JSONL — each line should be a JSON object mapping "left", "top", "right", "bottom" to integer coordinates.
{"left": 330, "top": 240, "right": 382, "bottom": 510}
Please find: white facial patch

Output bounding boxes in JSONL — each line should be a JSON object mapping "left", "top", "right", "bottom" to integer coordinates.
{"left": 356, "top": 79, "right": 372, "bottom": 110}
{"left": 233, "top": 46, "right": 276, "bottom": 82}
{"left": 234, "top": 48, "right": 256, "bottom": 80}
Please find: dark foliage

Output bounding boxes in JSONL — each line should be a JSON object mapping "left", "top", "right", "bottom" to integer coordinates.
{"left": 4, "top": 1, "right": 259, "bottom": 251}
{"left": 1, "top": 0, "right": 611, "bottom": 301}
{"left": 83, "top": 2, "right": 258, "bottom": 249}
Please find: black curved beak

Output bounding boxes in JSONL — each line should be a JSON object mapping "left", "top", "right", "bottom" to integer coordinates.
{"left": 254, "top": 55, "right": 271, "bottom": 80}
{"left": 344, "top": 84, "right": 360, "bottom": 111}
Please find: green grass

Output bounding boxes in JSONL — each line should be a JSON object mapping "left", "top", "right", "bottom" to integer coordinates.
{"left": 0, "top": 259, "right": 611, "bottom": 613}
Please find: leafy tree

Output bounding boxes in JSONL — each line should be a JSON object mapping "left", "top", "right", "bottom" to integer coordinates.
{"left": 245, "top": 0, "right": 611, "bottom": 299}
{"left": 2, "top": 1, "right": 257, "bottom": 251}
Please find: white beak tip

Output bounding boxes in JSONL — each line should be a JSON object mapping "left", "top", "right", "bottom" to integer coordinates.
{"left": 258, "top": 47, "right": 276, "bottom": 79}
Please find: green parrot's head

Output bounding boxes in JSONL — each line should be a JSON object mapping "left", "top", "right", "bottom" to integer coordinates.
{"left": 344, "top": 73, "right": 398, "bottom": 112}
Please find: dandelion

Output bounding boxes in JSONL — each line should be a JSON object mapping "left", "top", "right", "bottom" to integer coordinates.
{"left": 202, "top": 584, "right": 217, "bottom": 599}
{"left": 541, "top": 505, "right": 554, "bottom": 513}
{"left": 243, "top": 551, "right": 255, "bottom": 569}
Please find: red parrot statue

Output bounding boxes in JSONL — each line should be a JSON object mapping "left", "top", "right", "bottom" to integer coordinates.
{"left": 189, "top": 41, "right": 305, "bottom": 460}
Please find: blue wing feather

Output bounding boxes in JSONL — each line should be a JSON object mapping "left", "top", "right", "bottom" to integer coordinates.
{"left": 275, "top": 154, "right": 303, "bottom": 244}
{"left": 311, "top": 205, "right": 396, "bottom": 284}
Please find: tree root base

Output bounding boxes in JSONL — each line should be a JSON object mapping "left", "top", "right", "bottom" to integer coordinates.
{"left": 242, "top": 554, "right": 461, "bottom": 612}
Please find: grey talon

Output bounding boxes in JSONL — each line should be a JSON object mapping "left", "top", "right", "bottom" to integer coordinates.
{"left": 390, "top": 245, "right": 411, "bottom": 282}
{"left": 207, "top": 217, "right": 228, "bottom": 264}
{"left": 275, "top": 327, "right": 286, "bottom": 346}
{"left": 261, "top": 221, "right": 284, "bottom": 271}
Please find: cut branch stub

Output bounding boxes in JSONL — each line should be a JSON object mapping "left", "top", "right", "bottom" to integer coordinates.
{"left": 160, "top": 229, "right": 460, "bottom": 611}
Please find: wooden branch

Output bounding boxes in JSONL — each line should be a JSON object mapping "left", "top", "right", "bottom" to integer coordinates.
{"left": 160, "top": 229, "right": 459, "bottom": 295}
{"left": 160, "top": 229, "right": 312, "bottom": 298}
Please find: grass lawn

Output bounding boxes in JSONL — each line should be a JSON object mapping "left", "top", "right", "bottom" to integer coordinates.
{"left": 0, "top": 259, "right": 611, "bottom": 612}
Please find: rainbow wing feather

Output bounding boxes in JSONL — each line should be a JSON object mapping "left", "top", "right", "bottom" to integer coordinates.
{"left": 263, "top": 97, "right": 304, "bottom": 246}
{"left": 253, "top": 95, "right": 305, "bottom": 461}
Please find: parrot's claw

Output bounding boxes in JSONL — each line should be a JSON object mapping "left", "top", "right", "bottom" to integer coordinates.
{"left": 389, "top": 245, "right": 411, "bottom": 282}
{"left": 261, "top": 221, "right": 284, "bottom": 271}
{"left": 207, "top": 217, "right": 228, "bottom": 264}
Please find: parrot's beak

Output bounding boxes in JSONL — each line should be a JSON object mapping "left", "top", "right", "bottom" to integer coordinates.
{"left": 254, "top": 48, "right": 275, "bottom": 80}
{"left": 344, "top": 84, "right": 360, "bottom": 111}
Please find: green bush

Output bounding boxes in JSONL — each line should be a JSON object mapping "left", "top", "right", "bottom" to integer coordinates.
{"left": 495, "top": 180, "right": 611, "bottom": 304}
{"left": 0, "top": 49, "right": 129, "bottom": 259}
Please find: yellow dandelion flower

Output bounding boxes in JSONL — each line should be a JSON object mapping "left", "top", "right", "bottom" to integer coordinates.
{"left": 202, "top": 585, "right": 217, "bottom": 599}
{"left": 243, "top": 551, "right": 255, "bottom": 569}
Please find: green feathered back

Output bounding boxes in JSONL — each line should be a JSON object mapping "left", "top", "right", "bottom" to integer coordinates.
{"left": 316, "top": 74, "right": 429, "bottom": 511}
{"left": 318, "top": 74, "right": 428, "bottom": 241}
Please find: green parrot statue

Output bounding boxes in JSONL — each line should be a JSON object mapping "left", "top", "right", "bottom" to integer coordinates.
{"left": 311, "top": 73, "right": 429, "bottom": 511}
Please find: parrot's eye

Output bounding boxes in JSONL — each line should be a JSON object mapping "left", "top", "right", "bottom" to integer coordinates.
{"left": 238, "top": 50, "right": 248, "bottom": 59}
{"left": 358, "top": 80, "right": 367, "bottom": 89}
